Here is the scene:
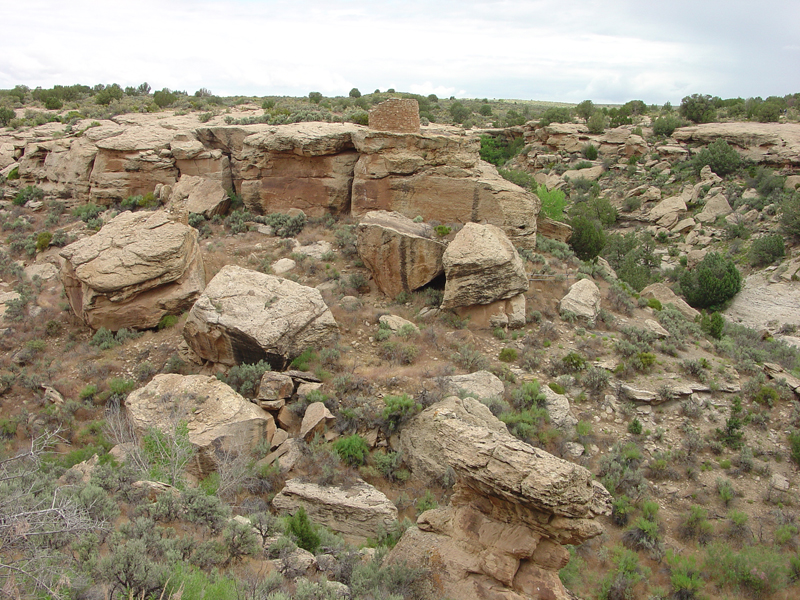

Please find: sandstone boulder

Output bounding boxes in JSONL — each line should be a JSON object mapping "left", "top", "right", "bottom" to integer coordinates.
{"left": 441, "top": 370, "right": 505, "bottom": 400}
{"left": 299, "top": 402, "right": 335, "bottom": 441}
{"left": 441, "top": 223, "right": 528, "bottom": 309}
{"left": 648, "top": 195, "right": 686, "bottom": 227}
{"left": 125, "top": 374, "right": 274, "bottom": 477}
{"left": 356, "top": 210, "right": 445, "bottom": 298}
{"left": 378, "top": 314, "right": 419, "bottom": 334}
{"left": 695, "top": 192, "right": 733, "bottom": 223}
{"left": 536, "top": 215, "right": 572, "bottom": 243}
{"left": 169, "top": 175, "right": 230, "bottom": 218}
{"left": 60, "top": 211, "right": 205, "bottom": 331}
{"left": 640, "top": 282, "right": 701, "bottom": 321}
{"left": 558, "top": 279, "right": 601, "bottom": 323}
{"left": 393, "top": 396, "right": 611, "bottom": 600}
{"left": 272, "top": 479, "right": 397, "bottom": 542}
{"left": 183, "top": 265, "right": 338, "bottom": 368}
{"left": 453, "top": 293, "right": 526, "bottom": 329}
{"left": 541, "top": 385, "right": 577, "bottom": 432}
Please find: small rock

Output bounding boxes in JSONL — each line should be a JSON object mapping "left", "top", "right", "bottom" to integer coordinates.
{"left": 299, "top": 402, "right": 335, "bottom": 440}
{"left": 771, "top": 473, "right": 790, "bottom": 492}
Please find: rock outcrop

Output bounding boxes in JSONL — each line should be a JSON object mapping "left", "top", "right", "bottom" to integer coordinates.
{"left": 272, "top": 479, "right": 397, "bottom": 542}
{"left": 236, "top": 123, "right": 360, "bottom": 216}
{"left": 350, "top": 128, "right": 540, "bottom": 249}
{"left": 441, "top": 223, "right": 528, "bottom": 310}
{"left": 183, "top": 265, "right": 338, "bottom": 368}
{"left": 394, "top": 397, "right": 611, "bottom": 600}
{"left": 125, "top": 374, "right": 274, "bottom": 477}
{"left": 59, "top": 210, "right": 205, "bottom": 331}
{"left": 356, "top": 210, "right": 445, "bottom": 298}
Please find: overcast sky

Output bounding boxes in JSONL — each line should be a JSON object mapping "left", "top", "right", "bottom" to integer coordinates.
{"left": 2, "top": 0, "right": 798, "bottom": 104}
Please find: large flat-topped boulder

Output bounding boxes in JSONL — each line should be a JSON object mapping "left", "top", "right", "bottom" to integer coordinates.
{"left": 237, "top": 122, "right": 360, "bottom": 216}
{"left": 673, "top": 122, "right": 800, "bottom": 166}
{"left": 350, "top": 128, "right": 540, "bottom": 249}
{"left": 59, "top": 211, "right": 205, "bottom": 331}
{"left": 441, "top": 223, "right": 528, "bottom": 309}
{"left": 125, "top": 374, "right": 274, "bottom": 477}
{"left": 273, "top": 479, "right": 397, "bottom": 543}
{"left": 393, "top": 396, "right": 611, "bottom": 600}
{"left": 183, "top": 265, "right": 338, "bottom": 368}
{"left": 356, "top": 210, "right": 445, "bottom": 298}
{"left": 368, "top": 98, "right": 421, "bottom": 133}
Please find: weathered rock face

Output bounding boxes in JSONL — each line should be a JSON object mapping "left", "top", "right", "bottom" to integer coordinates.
{"left": 272, "top": 479, "right": 398, "bottom": 543}
{"left": 673, "top": 122, "right": 800, "bottom": 166}
{"left": 356, "top": 210, "right": 445, "bottom": 298}
{"left": 89, "top": 126, "right": 180, "bottom": 204}
{"left": 441, "top": 370, "right": 505, "bottom": 400}
{"left": 168, "top": 174, "right": 230, "bottom": 218}
{"left": 183, "top": 265, "right": 338, "bottom": 368}
{"left": 125, "top": 374, "right": 274, "bottom": 477}
{"left": 536, "top": 215, "right": 572, "bottom": 243}
{"left": 441, "top": 223, "right": 529, "bottom": 310}
{"left": 394, "top": 397, "right": 611, "bottom": 600}
{"left": 350, "top": 128, "right": 540, "bottom": 249}
{"left": 558, "top": 279, "right": 601, "bottom": 323}
{"left": 237, "top": 123, "right": 360, "bottom": 216}
{"left": 59, "top": 211, "right": 205, "bottom": 331}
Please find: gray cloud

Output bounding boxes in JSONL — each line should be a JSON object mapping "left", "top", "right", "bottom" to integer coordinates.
{"left": 0, "top": 0, "right": 796, "bottom": 104}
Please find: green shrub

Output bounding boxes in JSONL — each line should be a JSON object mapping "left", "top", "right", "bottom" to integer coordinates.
{"left": 789, "top": 430, "right": 800, "bottom": 466}
{"left": 561, "top": 352, "right": 587, "bottom": 372}
{"left": 333, "top": 434, "right": 369, "bottom": 466}
{"left": 704, "top": 542, "right": 788, "bottom": 596}
{"left": 679, "top": 93, "right": 717, "bottom": 124}
{"left": 749, "top": 234, "right": 785, "bottom": 266}
{"left": 538, "top": 106, "right": 572, "bottom": 126}
{"left": 90, "top": 327, "right": 118, "bottom": 350}
{"left": 217, "top": 360, "right": 271, "bottom": 397}
{"left": 693, "top": 139, "right": 741, "bottom": 176}
{"left": 586, "top": 112, "right": 605, "bottom": 134}
{"left": 286, "top": 507, "right": 320, "bottom": 553}
{"left": 536, "top": 184, "right": 567, "bottom": 221}
{"left": 780, "top": 192, "right": 800, "bottom": 238}
{"left": 382, "top": 394, "right": 421, "bottom": 433}
{"left": 628, "top": 418, "right": 643, "bottom": 435}
{"left": 583, "top": 143, "right": 598, "bottom": 160}
{"left": 72, "top": 203, "right": 103, "bottom": 223}
{"left": 35, "top": 231, "right": 52, "bottom": 252}
{"left": 498, "top": 347, "right": 518, "bottom": 363}
{"left": 652, "top": 115, "right": 682, "bottom": 137}
{"left": 157, "top": 314, "right": 178, "bottom": 330}
{"left": 13, "top": 186, "right": 44, "bottom": 206}
{"left": 153, "top": 88, "right": 177, "bottom": 108}
{"left": 434, "top": 225, "right": 452, "bottom": 237}
{"left": 0, "top": 106, "right": 15, "bottom": 127}
{"left": 680, "top": 252, "right": 741, "bottom": 309}
{"left": 598, "top": 547, "right": 648, "bottom": 600}
{"left": 480, "top": 135, "right": 524, "bottom": 166}
{"left": 569, "top": 215, "right": 606, "bottom": 261}
{"left": 700, "top": 311, "right": 725, "bottom": 340}
{"left": 290, "top": 348, "right": 317, "bottom": 371}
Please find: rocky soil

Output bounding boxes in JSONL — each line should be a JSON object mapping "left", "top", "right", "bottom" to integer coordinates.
{"left": 0, "top": 98, "right": 799, "bottom": 600}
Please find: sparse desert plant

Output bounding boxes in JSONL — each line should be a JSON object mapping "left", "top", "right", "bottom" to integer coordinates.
{"left": 333, "top": 434, "right": 369, "bottom": 466}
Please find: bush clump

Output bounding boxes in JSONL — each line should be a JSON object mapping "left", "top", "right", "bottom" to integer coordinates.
{"left": 333, "top": 434, "right": 369, "bottom": 466}
{"left": 749, "top": 234, "right": 785, "bottom": 267}
{"left": 680, "top": 252, "right": 741, "bottom": 309}
{"left": 13, "top": 186, "right": 44, "bottom": 207}
{"left": 692, "top": 139, "right": 741, "bottom": 176}
{"left": 217, "top": 360, "right": 271, "bottom": 398}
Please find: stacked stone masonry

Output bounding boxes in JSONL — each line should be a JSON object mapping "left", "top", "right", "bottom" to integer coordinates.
{"left": 368, "top": 99, "right": 421, "bottom": 133}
